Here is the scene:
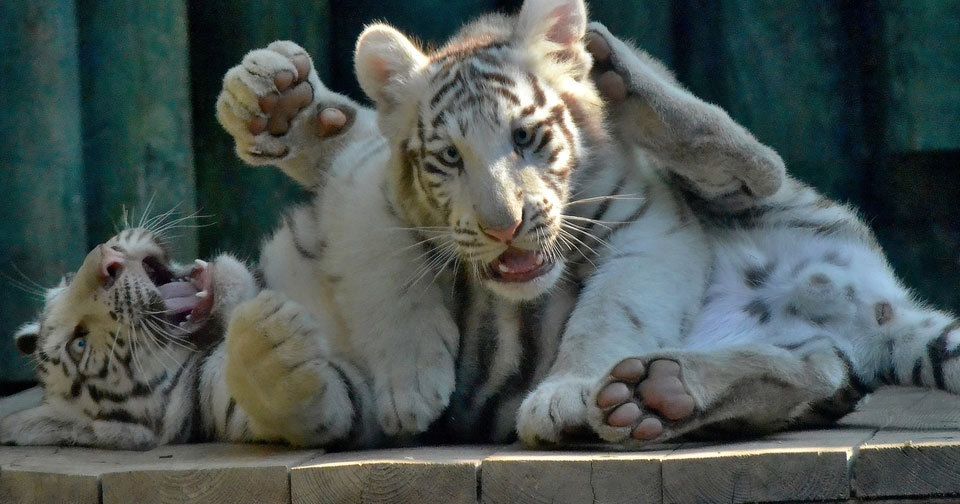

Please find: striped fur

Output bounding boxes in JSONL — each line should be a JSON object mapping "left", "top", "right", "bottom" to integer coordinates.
{"left": 0, "top": 228, "right": 264, "bottom": 449}
{"left": 203, "top": 0, "right": 960, "bottom": 449}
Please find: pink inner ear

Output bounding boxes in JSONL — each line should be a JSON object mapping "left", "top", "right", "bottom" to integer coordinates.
{"left": 546, "top": 3, "right": 584, "bottom": 45}
{"left": 371, "top": 56, "right": 394, "bottom": 86}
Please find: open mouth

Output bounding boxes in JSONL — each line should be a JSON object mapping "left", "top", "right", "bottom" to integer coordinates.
{"left": 144, "top": 257, "right": 215, "bottom": 331}
{"left": 486, "top": 247, "right": 554, "bottom": 283}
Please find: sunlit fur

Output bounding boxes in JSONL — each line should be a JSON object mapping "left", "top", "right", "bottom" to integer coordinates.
{"left": 366, "top": 13, "right": 610, "bottom": 301}
{"left": 206, "top": 0, "right": 960, "bottom": 450}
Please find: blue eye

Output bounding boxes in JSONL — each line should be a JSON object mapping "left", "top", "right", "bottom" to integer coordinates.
{"left": 438, "top": 146, "right": 462, "bottom": 167}
{"left": 513, "top": 126, "right": 535, "bottom": 148}
{"left": 68, "top": 326, "right": 89, "bottom": 361}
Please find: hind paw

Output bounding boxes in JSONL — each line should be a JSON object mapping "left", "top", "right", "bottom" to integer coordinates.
{"left": 589, "top": 358, "right": 696, "bottom": 443}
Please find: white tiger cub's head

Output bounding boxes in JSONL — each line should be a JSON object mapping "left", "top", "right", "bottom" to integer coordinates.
{"left": 356, "top": 0, "right": 607, "bottom": 300}
{"left": 4, "top": 228, "right": 257, "bottom": 449}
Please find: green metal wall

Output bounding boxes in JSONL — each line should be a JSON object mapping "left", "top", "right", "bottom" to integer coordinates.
{"left": 1, "top": 0, "right": 958, "bottom": 382}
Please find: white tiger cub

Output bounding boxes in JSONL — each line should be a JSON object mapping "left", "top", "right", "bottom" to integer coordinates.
{"left": 212, "top": 0, "right": 812, "bottom": 447}
{"left": 216, "top": 0, "right": 960, "bottom": 449}
{"left": 0, "top": 226, "right": 266, "bottom": 449}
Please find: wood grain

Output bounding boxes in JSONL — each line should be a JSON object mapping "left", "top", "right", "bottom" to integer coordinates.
{"left": 481, "top": 447, "right": 670, "bottom": 504}
{"left": 662, "top": 429, "right": 876, "bottom": 504}
{"left": 100, "top": 443, "right": 318, "bottom": 504}
{"left": 854, "top": 430, "right": 960, "bottom": 499}
{"left": 291, "top": 446, "right": 491, "bottom": 504}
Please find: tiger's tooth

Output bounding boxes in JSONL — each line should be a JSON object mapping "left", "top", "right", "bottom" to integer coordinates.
{"left": 195, "top": 259, "right": 208, "bottom": 268}
{"left": 179, "top": 321, "right": 186, "bottom": 328}
{"left": 534, "top": 254, "right": 544, "bottom": 266}
{"left": 497, "top": 263, "right": 512, "bottom": 273}
{"left": 196, "top": 291, "right": 208, "bottom": 299}
{"left": 185, "top": 314, "right": 192, "bottom": 321}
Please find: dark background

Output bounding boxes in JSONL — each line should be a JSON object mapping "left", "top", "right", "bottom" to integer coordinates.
{"left": 1, "top": 0, "right": 958, "bottom": 386}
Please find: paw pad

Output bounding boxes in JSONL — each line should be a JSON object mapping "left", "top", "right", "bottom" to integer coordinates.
{"left": 596, "top": 358, "right": 695, "bottom": 441}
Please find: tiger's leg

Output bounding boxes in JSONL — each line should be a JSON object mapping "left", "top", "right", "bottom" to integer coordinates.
{"left": 221, "top": 290, "right": 378, "bottom": 448}
{"left": 0, "top": 404, "right": 160, "bottom": 450}
{"left": 216, "top": 40, "right": 380, "bottom": 188}
{"left": 516, "top": 180, "right": 712, "bottom": 445}
{"left": 588, "top": 340, "right": 865, "bottom": 443}
{"left": 585, "top": 22, "right": 785, "bottom": 211}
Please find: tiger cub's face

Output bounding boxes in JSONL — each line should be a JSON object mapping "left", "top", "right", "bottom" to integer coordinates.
{"left": 356, "top": 0, "right": 604, "bottom": 300}
{"left": 13, "top": 228, "right": 256, "bottom": 412}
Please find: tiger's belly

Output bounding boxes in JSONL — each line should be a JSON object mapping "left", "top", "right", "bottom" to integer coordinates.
{"left": 684, "top": 227, "right": 901, "bottom": 357}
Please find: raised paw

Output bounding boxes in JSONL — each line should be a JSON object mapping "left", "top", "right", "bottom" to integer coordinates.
{"left": 585, "top": 22, "right": 785, "bottom": 206}
{"left": 591, "top": 359, "right": 696, "bottom": 442}
{"left": 516, "top": 377, "right": 594, "bottom": 446}
{"left": 216, "top": 41, "right": 353, "bottom": 163}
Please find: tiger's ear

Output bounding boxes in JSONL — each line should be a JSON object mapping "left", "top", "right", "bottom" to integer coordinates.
{"left": 517, "top": 0, "right": 588, "bottom": 48}
{"left": 355, "top": 24, "right": 428, "bottom": 107}
{"left": 14, "top": 322, "right": 39, "bottom": 355}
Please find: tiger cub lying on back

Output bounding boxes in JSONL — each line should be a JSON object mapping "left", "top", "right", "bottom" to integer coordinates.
{"left": 0, "top": 227, "right": 262, "bottom": 449}
{"left": 0, "top": 223, "right": 376, "bottom": 449}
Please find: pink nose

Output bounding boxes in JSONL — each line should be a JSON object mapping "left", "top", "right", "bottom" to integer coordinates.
{"left": 100, "top": 246, "right": 125, "bottom": 281}
{"left": 481, "top": 221, "right": 522, "bottom": 243}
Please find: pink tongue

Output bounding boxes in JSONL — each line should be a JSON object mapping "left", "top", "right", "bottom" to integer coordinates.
{"left": 498, "top": 248, "right": 540, "bottom": 273}
{"left": 160, "top": 282, "right": 200, "bottom": 314}
{"left": 164, "top": 296, "right": 199, "bottom": 314}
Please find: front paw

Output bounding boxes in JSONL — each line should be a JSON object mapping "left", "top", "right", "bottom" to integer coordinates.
{"left": 517, "top": 377, "right": 594, "bottom": 446}
{"left": 373, "top": 345, "right": 455, "bottom": 436}
{"left": 226, "top": 291, "right": 347, "bottom": 443}
{"left": 216, "top": 41, "right": 353, "bottom": 164}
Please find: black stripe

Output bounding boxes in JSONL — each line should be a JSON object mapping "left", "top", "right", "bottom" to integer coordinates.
{"left": 912, "top": 358, "right": 924, "bottom": 386}
{"left": 225, "top": 397, "right": 237, "bottom": 426}
{"left": 282, "top": 212, "right": 319, "bottom": 260}
{"left": 926, "top": 320, "right": 960, "bottom": 389}
{"left": 95, "top": 409, "right": 154, "bottom": 430}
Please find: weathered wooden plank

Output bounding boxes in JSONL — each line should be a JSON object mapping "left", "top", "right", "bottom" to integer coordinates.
{"left": 76, "top": 0, "right": 197, "bottom": 260}
{"left": 839, "top": 386, "right": 932, "bottom": 430}
{"left": 662, "top": 429, "right": 875, "bottom": 504}
{"left": 880, "top": 0, "right": 960, "bottom": 152}
{"left": 588, "top": 0, "right": 673, "bottom": 66}
{"left": 327, "top": 0, "right": 501, "bottom": 100}
{"left": 291, "top": 446, "right": 491, "bottom": 504}
{"left": 0, "top": 446, "right": 105, "bottom": 504}
{"left": 0, "top": 443, "right": 316, "bottom": 504}
{"left": 0, "top": 0, "right": 88, "bottom": 382}
{"left": 854, "top": 430, "right": 960, "bottom": 499}
{"left": 187, "top": 0, "right": 331, "bottom": 259}
{"left": 0, "top": 467, "right": 100, "bottom": 504}
{"left": 675, "top": 0, "right": 864, "bottom": 201}
{"left": 100, "top": 443, "right": 318, "bottom": 504}
{"left": 480, "top": 447, "right": 670, "bottom": 504}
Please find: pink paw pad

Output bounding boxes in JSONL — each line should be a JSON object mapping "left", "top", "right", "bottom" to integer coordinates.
{"left": 597, "top": 358, "right": 696, "bottom": 441}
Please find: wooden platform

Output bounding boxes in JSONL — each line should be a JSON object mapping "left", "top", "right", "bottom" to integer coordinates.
{"left": 1, "top": 386, "right": 959, "bottom": 503}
